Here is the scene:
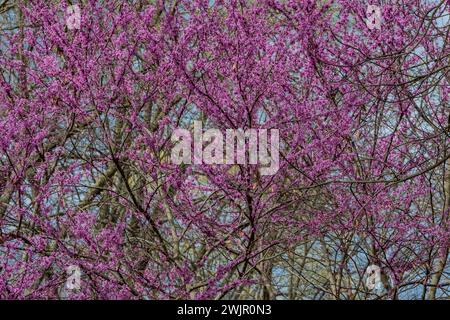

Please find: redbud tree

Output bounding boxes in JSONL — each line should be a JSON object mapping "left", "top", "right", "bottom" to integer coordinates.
{"left": 0, "top": 0, "right": 449, "bottom": 299}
